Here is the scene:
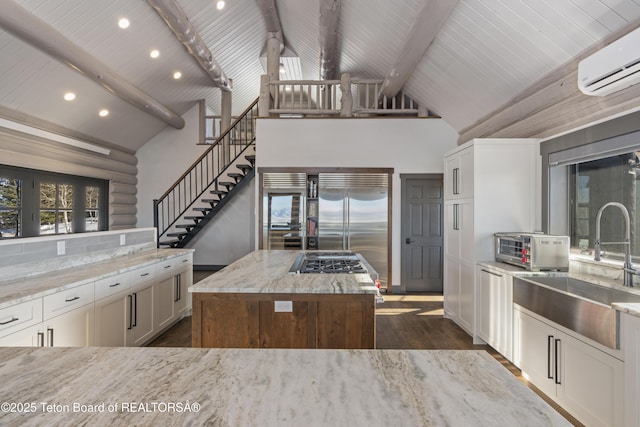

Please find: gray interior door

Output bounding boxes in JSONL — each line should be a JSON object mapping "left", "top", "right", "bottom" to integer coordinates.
{"left": 401, "top": 175, "right": 443, "bottom": 292}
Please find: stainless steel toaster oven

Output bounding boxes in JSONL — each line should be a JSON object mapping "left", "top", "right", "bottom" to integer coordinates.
{"left": 495, "top": 232, "right": 569, "bottom": 271}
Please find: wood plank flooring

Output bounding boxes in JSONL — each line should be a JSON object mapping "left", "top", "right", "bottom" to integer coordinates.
{"left": 148, "top": 274, "right": 583, "bottom": 426}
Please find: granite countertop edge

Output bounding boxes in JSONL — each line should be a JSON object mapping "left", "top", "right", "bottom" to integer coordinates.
{"left": 0, "top": 248, "right": 194, "bottom": 309}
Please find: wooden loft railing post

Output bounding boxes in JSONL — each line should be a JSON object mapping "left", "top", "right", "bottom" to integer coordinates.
{"left": 340, "top": 73, "right": 352, "bottom": 117}
{"left": 259, "top": 74, "right": 271, "bottom": 117}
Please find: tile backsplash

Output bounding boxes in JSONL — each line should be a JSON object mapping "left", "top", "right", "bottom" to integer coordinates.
{"left": 0, "top": 228, "right": 157, "bottom": 283}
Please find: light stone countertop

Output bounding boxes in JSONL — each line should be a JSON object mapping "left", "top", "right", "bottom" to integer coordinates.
{"left": 189, "top": 250, "right": 378, "bottom": 295}
{"left": 0, "top": 346, "right": 571, "bottom": 427}
{"left": 0, "top": 248, "right": 193, "bottom": 309}
{"left": 613, "top": 302, "right": 640, "bottom": 317}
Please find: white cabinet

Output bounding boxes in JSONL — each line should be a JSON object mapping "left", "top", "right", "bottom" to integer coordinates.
{"left": 154, "top": 253, "right": 193, "bottom": 333}
{"left": 94, "top": 271, "right": 130, "bottom": 347}
{"left": 476, "top": 265, "right": 513, "bottom": 361}
{"left": 443, "top": 138, "right": 540, "bottom": 339}
{"left": 0, "top": 299, "right": 42, "bottom": 339}
{"left": 44, "top": 303, "right": 95, "bottom": 347}
{"left": 95, "top": 290, "right": 130, "bottom": 347}
{"left": 514, "top": 305, "right": 624, "bottom": 427}
{"left": 0, "top": 323, "right": 44, "bottom": 346}
{"left": 0, "top": 284, "right": 95, "bottom": 347}
{"left": 623, "top": 312, "right": 640, "bottom": 427}
{"left": 128, "top": 266, "right": 156, "bottom": 347}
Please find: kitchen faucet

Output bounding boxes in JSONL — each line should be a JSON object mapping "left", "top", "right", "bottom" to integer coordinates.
{"left": 594, "top": 202, "right": 637, "bottom": 287}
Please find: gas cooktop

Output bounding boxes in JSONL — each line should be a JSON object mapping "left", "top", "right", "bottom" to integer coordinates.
{"left": 288, "top": 252, "right": 369, "bottom": 274}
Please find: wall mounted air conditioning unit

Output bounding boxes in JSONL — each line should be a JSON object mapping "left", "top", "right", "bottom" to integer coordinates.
{"left": 578, "top": 26, "right": 640, "bottom": 96}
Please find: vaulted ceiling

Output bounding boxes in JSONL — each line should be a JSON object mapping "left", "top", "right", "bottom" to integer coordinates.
{"left": 1, "top": 0, "right": 639, "bottom": 153}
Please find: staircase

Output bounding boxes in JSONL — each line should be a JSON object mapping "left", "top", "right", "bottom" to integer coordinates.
{"left": 153, "top": 98, "right": 258, "bottom": 248}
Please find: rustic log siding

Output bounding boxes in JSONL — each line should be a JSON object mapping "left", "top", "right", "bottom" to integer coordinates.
{"left": 0, "top": 128, "right": 137, "bottom": 230}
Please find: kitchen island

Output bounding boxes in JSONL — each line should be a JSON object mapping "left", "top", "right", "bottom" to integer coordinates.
{"left": 189, "top": 250, "right": 378, "bottom": 349}
{"left": 0, "top": 346, "right": 571, "bottom": 426}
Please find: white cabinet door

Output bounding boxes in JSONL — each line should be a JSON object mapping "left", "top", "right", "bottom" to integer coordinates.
{"left": 515, "top": 306, "right": 624, "bottom": 427}
{"left": 128, "top": 282, "right": 155, "bottom": 346}
{"left": 175, "top": 268, "right": 192, "bottom": 317}
{"left": 44, "top": 303, "right": 95, "bottom": 347}
{"left": 443, "top": 257, "right": 459, "bottom": 320}
{"left": 155, "top": 276, "right": 176, "bottom": 332}
{"left": 476, "top": 267, "right": 495, "bottom": 344}
{"left": 457, "top": 262, "right": 475, "bottom": 335}
{"left": 94, "top": 291, "right": 130, "bottom": 347}
{"left": 557, "top": 329, "right": 624, "bottom": 427}
{"left": 444, "top": 147, "right": 473, "bottom": 199}
{"left": 514, "top": 307, "right": 557, "bottom": 398}
{"left": 477, "top": 266, "right": 513, "bottom": 361}
{"left": 623, "top": 313, "right": 640, "bottom": 427}
{"left": 0, "top": 323, "right": 44, "bottom": 347}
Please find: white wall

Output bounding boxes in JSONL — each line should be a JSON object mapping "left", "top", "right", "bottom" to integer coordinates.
{"left": 136, "top": 103, "right": 255, "bottom": 266}
{"left": 256, "top": 117, "right": 459, "bottom": 288}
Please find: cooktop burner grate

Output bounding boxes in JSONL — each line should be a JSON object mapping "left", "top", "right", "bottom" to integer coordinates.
{"left": 300, "top": 258, "right": 368, "bottom": 274}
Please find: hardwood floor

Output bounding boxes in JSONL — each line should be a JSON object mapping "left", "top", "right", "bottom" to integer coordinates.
{"left": 147, "top": 280, "right": 583, "bottom": 426}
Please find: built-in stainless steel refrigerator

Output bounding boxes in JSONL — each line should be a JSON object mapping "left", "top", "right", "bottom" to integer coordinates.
{"left": 318, "top": 173, "right": 388, "bottom": 285}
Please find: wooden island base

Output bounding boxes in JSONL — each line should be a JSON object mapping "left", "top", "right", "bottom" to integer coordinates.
{"left": 192, "top": 293, "right": 375, "bottom": 349}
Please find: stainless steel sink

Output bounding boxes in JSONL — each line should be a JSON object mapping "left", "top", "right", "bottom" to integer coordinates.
{"left": 514, "top": 276, "right": 640, "bottom": 349}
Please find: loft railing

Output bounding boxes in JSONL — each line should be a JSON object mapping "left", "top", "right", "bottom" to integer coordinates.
{"left": 262, "top": 73, "right": 425, "bottom": 117}
{"left": 153, "top": 97, "right": 259, "bottom": 243}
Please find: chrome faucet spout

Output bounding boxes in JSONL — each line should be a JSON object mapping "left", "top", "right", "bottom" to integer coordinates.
{"left": 594, "top": 202, "right": 634, "bottom": 287}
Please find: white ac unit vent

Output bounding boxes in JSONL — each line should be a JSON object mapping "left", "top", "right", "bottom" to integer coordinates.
{"left": 578, "top": 26, "right": 640, "bottom": 96}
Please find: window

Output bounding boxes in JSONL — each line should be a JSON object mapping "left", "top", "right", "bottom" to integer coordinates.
{"left": 0, "top": 177, "right": 21, "bottom": 238}
{"left": 0, "top": 165, "right": 108, "bottom": 238}
{"left": 569, "top": 152, "right": 640, "bottom": 258}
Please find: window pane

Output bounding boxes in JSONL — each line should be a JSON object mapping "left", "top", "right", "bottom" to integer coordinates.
{"left": 0, "top": 177, "right": 20, "bottom": 238}
{"left": 40, "top": 210, "right": 56, "bottom": 235}
{"left": 40, "top": 182, "right": 57, "bottom": 209}
{"left": 85, "top": 186, "right": 100, "bottom": 231}
{"left": 571, "top": 152, "right": 640, "bottom": 257}
{"left": 58, "top": 211, "right": 73, "bottom": 234}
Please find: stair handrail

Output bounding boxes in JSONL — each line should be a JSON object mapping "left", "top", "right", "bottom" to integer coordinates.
{"left": 157, "top": 97, "right": 258, "bottom": 202}
{"left": 154, "top": 97, "right": 258, "bottom": 243}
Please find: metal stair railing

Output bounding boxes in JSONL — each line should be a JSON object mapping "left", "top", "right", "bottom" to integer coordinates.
{"left": 153, "top": 97, "right": 259, "bottom": 245}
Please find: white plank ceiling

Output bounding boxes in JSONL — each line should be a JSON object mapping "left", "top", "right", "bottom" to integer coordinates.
{"left": 0, "top": 0, "right": 639, "bottom": 152}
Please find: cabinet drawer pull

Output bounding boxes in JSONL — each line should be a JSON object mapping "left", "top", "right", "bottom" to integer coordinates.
{"left": 109, "top": 282, "right": 121, "bottom": 288}
{"left": 37, "top": 331, "right": 45, "bottom": 347}
{"left": 127, "top": 295, "right": 133, "bottom": 330}
{"left": 164, "top": 265, "right": 171, "bottom": 269}
{"left": 65, "top": 296, "right": 80, "bottom": 302}
{"left": 481, "top": 269, "right": 503, "bottom": 278}
{"left": 181, "top": 259, "right": 188, "bottom": 263}
{"left": 0, "top": 317, "right": 19, "bottom": 325}
{"left": 140, "top": 272, "right": 150, "bottom": 277}
{"left": 47, "top": 328, "right": 54, "bottom": 347}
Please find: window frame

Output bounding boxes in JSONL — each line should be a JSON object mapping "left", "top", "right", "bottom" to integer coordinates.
{"left": 0, "top": 164, "right": 108, "bottom": 238}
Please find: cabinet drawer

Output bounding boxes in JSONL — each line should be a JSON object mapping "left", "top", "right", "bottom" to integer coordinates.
{"left": 95, "top": 271, "right": 130, "bottom": 300}
{"left": 0, "top": 299, "right": 43, "bottom": 338}
{"left": 129, "top": 264, "right": 156, "bottom": 286}
{"left": 157, "top": 254, "right": 192, "bottom": 277}
{"left": 43, "top": 283, "right": 94, "bottom": 320}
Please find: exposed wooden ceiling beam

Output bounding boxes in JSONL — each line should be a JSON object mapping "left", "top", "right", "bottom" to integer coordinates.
{"left": 256, "top": 0, "right": 283, "bottom": 42}
{"left": 0, "top": 0, "right": 185, "bottom": 129}
{"left": 319, "top": 0, "right": 342, "bottom": 80}
{"left": 458, "top": 19, "right": 640, "bottom": 144}
{"left": 146, "top": 0, "right": 231, "bottom": 91}
{"left": 380, "top": 0, "right": 459, "bottom": 98}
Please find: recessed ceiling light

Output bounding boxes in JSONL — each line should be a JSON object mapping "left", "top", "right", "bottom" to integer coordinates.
{"left": 173, "top": 71, "right": 182, "bottom": 80}
{"left": 99, "top": 109, "right": 109, "bottom": 117}
{"left": 63, "top": 92, "right": 76, "bottom": 101}
{"left": 150, "top": 49, "right": 160, "bottom": 59}
{"left": 216, "top": 1, "right": 225, "bottom": 10}
{"left": 118, "top": 18, "right": 130, "bottom": 29}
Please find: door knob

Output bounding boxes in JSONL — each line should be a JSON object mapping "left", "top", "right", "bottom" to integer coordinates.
{"left": 405, "top": 238, "right": 413, "bottom": 244}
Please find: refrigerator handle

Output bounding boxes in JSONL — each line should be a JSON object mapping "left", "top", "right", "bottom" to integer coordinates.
{"left": 345, "top": 196, "right": 350, "bottom": 249}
